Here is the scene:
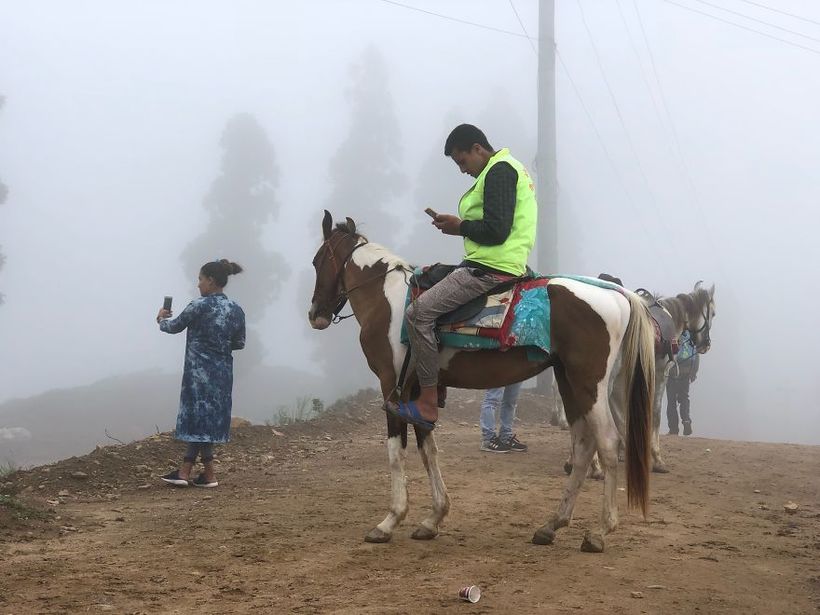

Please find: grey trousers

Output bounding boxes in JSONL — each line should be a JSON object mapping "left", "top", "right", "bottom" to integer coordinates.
{"left": 405, "top": 266, "right": 504, "bottom": 388}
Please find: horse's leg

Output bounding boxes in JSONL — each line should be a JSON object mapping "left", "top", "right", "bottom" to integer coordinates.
{"left": 533, "top": 366, "right": 597, "bottom": 546}
{"left": 534, "top": 418, "right": 597, "bottom": 545}
{"left": 564, "top": 432, "right": 603, "bottom": 480}
{"left": 410, "top": 427, "right": 450, "bottom": 540}
{"left": 580, "top": 379, "right": 625, "bottom": 553}
{"left": 650, "top": 363, "right": 671, "bottom": 473}
{"left": 365, "top": 413, "right": 410, "bottom": 543}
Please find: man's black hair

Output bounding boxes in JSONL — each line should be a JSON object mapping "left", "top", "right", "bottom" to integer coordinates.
{"left": 444, "top": 124, "right": 493, "bottom": 156}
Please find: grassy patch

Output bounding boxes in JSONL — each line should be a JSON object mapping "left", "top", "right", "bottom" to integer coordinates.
{"left": 0, "top": 460, "right": 17, "bottom": 478}
{"left": 0, "top": 494, "right": 50, "bottom": 521}
{"left": 267, "top": 396, "right": 325, "bottom": 426}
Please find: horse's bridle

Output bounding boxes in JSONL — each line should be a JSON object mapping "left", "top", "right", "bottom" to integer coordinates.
{"left": 314, "top": 232, "right": 406, "bottom": 324}
{"left": 689, "top": 303, "right": 712, "bottom": 352}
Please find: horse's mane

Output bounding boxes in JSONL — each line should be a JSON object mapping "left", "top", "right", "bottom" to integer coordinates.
{"left": 334, "top": 222, "right": 410, "bottom": 269}
{"left": 658, "top": 285, "right": 711, "bottom": 327}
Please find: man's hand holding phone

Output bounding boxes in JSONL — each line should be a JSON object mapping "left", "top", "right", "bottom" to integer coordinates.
{"left": 426, "top": 210, "right": 462, "bottom": 236}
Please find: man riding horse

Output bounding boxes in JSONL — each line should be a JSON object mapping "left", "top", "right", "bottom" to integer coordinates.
{"left": 393, "top": 123, "right": 537, "bottom": 430}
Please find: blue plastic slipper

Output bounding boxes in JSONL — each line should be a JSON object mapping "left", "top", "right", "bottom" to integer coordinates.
{"left": 385, "top": 400, "right": 436, "bottom": 431}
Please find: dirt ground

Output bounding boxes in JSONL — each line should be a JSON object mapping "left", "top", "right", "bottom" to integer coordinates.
{"left": 1, "top": 389, "right": 818, "bottom": 614}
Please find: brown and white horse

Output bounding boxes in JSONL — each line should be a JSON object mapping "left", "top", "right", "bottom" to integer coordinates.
{"left": 562, "top": 282, "right": 716, "bottom": 475}
{"left": 307, "top": 211, "right": 656, "bottom": 552}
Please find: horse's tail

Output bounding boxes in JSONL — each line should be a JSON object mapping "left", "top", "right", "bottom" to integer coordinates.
{"left": 621, "top": 291, "right": 656, "bottom": 518}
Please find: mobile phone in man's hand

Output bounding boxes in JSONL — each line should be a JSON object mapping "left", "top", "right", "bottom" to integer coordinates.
{"left": 163, "top": 296, "right": 173, "bottom": 311}
{"left": 424, "top": 207, "right": 438, "bottom": 219}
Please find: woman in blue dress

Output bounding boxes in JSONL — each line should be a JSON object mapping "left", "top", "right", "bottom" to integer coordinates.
{"left": 156, "top": 259, "right": 246, "bottom": 488}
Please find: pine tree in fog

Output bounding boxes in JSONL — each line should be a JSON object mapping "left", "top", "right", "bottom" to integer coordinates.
{"left": 323, "top": 45, "right": 407, "bottom": 237}
{"left": 182, "top": 113, "right": 289, "bottom": 368}
{"left": 309, "top": 46, "right": 408, "bottom": 389}
{"left": 0, "top": 95, "right": 9, "bottom": 306}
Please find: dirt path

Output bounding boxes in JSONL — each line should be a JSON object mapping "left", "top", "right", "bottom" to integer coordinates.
{"left": 1, "top": 390, "right": 818, "bottom": 614}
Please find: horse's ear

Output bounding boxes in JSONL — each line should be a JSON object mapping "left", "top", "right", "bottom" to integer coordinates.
{"left": 322, "top": 210, "right": 333, "bottom": 240}
{"left": 694, "top": 280, "right": 703, "bottom": 291}
{"left": 345, "top": 217, "right": 357, "bottom": 234}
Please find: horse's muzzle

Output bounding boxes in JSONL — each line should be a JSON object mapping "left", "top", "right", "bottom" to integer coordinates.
{"left": 310, "top": 316, "right": 330, "bottom": 330}
{"left": 308, "top": 303, "right": 331, "bottom": 330}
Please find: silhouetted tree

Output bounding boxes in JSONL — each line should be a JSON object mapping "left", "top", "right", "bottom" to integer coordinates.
{"left": 0, "top": 95, "right": 8, "bottom": 306}
{"left": 310, "top": 46, "right": 408, "bottom": 388}
{"left": 182, "top": 113, "right": 288, "bottom": 369}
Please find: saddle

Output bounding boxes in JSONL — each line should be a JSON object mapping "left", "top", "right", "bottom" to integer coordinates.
{"left": 410, "top": 263, "right": 526, "bottom": 325}
{"left": 636, "top": 289, "right": 678, "bottom": 361}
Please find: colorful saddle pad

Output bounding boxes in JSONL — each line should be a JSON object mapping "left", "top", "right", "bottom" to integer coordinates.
{"left": 400, "top": 272, "right": 552, "bottom": 355}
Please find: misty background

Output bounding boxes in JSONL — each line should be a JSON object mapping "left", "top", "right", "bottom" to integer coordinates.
{"left": 1, "top": 0, "right": 818, "bottom": 466}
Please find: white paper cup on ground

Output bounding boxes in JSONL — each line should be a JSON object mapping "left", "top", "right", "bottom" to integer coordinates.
{"left": 458, "top": 585, "right": 481, "bottom": 603}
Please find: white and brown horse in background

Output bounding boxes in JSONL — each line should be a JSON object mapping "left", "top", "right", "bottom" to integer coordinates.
{"left": 561, "top": 282, "right": 716, "bottom": 476}
{"left": 307, "top": 211, "right": 656, "bottom": 552}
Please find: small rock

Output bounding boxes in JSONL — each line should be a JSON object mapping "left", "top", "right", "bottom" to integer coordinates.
{"left": 60, "top": 525, "right": 78, "bottom": 532}
{"left": 70, "top": 471, "right": 89, "bottom": 480}
{"left": 705, "top": 448, "right": 711, "bottom": 453}
{"left": 271, "top": 429, "right": 285, "bottom": 437}
{"left": 46, "top": 499, "right": 60, "bottom": 506}
{"left": 753, "top": 489, "right": 760, "bottom": 494}
{"left": 114, "top": 516, "right": 126, "bottom": 522}
{"left": 783, "top": 502, "right": 799, "bottom": 513}
{"left": 58, "top": 490, "right": 70, "bottom": 497}
{"left": 135, "top": 465, "right": 151, "bottom": 473}
{"left": 647, "top": 584, "right": 666, "bottom": 590}
{"left": 136, "top": 484, "right": 151, "bottom": 490}
{"left": 631, "top": 591, "right": 643, "bottom": 599}
{"left": 602, "top": 565, "right": 615, "bottom": 570}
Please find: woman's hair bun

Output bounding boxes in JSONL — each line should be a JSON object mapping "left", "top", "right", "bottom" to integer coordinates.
{"left": 219, "top": 259, "right": 243, "bottom": 276}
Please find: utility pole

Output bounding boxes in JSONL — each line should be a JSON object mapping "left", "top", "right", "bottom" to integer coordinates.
{"left": 535, "top": 0, "right": 557, "bottom": 395}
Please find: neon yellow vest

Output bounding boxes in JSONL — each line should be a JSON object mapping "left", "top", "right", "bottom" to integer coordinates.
{"left": 458, "top": 148, "right": 537, "bottom": 276}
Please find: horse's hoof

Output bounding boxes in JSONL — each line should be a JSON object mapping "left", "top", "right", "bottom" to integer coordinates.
{"left": 590, "top": 470, "right": 604, "bottom": 481}
{"left": 364, "top": 527, "right": 392, "bottom": 543}
{"left": 411, "top": 526, "right": 438, "bottom": 540}
{"left": 652, "top": 463, "right": 670, "bottom": 474}
{"left": 580, "top": 531, "right": 605, "bottom": 553}
{"left": 563, "top": 461, "right": 573, "bottom": 475}
{"left": 532, "top": 526, "right": 556, "bottom": 545}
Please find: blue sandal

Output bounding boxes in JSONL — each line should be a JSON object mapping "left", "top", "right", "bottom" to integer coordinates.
{"left": 384, "top": 400, "right": 436, "bottom": 431}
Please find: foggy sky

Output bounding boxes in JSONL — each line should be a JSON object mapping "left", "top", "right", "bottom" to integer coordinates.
{"left": 1, "top": 0, "right": 818, "bottom": 445}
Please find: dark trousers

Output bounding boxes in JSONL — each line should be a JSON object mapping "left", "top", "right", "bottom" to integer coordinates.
{"left": 666, "top": 376, "right": 691, "bottom": 433}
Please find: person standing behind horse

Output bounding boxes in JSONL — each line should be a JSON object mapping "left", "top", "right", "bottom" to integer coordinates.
{"left": 156, "top": 259, "right": 246, "bottom": 487}
{"left": 480, "top": 382, "right": 528, "bottom": 453}
{"left": 666, "top": 329, "right": 700, "bottom": 436}
{"left": 394, "top": 124, "right": 537, "bottom": 430}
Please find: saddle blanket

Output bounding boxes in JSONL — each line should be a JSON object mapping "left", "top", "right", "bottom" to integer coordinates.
{"left": 400, "top": 272, "right": 552, "bottom": 355}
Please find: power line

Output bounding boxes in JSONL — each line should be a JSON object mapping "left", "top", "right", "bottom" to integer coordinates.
{"left": 376, "top": 0, "right": 536, "bottom": 40}
{"left": 575, "top": 0, "right": 677, "bottom": 247}
{"left": 615, "top": 0, "right": 670, "bottom": 138}
{"left": 690, "top": 0, "right": 820, "bottom": 44}
{"left": 506, "top": 1, "right": 671, "bottom": 269}
{"left": 734, "top": 0, "right": 820, "bottom": 28}
{"left": 661, "top": 0, "right": 820, "bottom": 55}
{"left": 508, "top": 0, "right": 538, "bottom": 55}
{"left": 633, "top": 0, "right": 739, "bottom": 301}
{"left": 554, "top": 49, "right": 672, "bottom": 271}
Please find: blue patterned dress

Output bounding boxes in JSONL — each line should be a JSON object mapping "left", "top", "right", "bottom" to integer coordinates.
{"left": 159, "top": 293, "right": 246, "bottom": 443}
